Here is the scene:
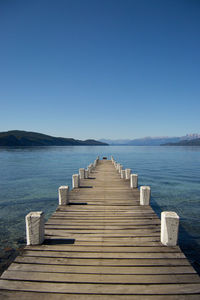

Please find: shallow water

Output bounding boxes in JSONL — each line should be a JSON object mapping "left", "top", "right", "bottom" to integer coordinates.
{"left": 0, "top": 146, "right": 200, "bottom": 272}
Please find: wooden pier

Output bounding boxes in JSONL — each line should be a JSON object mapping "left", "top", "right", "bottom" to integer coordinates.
{"left": 0, "top": 158, "right": 200, "bottom": 299}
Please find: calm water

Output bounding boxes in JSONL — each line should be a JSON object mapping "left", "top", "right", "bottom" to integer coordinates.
{"left": 0, "top": 146, "right": 200, "bottom": 272}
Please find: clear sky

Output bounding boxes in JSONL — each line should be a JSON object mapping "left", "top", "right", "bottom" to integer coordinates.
{"left": 0, "top": 0, "right": 199, "bottom": 139}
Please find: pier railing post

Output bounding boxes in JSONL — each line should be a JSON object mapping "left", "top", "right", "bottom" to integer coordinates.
{"left": 26, "top": 211, "right": 44, "bottom": 245}
{"left": 94, "top": 159, "right": 97, "bottom": 167}
{"left": 161, "top": 212, "right": 179, "bottom": 246}
{"left": 140, "top": 186, "right": 151, "bottom": 205}
{"left": 72, "top": 174, "right": 79, "bottom": 188}
{"left": 125, "top": 168, "right": 131, "bottom": 180}
{"left": 121, "top": 169, "right": 125, "bottom": 179}
{"left": 88, "top": 163, "right": 93, "bottom": 173}
{"left": 79, "top": 168, "right": 85, "bottom": 179}
{"left": 118, "top": 165, "right": 123, "bottom": 174}
{"left": 85, "top": 169, "right": 89, "bottom": 178}
{"left": 130, "top": 174, "right": 138, "bottom": 188}
{"left": 59, "top": 186, "right": 69, "bottom": 205}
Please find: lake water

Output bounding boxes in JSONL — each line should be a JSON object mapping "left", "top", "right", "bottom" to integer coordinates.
{"left": 0, "top": 146, "right": 200, "bottom": 273}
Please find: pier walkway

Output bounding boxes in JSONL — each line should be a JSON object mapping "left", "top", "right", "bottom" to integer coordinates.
{"left": 0, "top": 159, "right": 200, "bottom": 299}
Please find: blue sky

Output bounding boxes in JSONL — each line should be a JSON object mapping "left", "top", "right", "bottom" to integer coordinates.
{"left": 0, "top": 0, "right": 199, "bottom": 139}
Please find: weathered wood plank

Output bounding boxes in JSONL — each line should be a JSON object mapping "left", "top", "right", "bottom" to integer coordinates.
{"left": 0, "top": 291, "right": 200, "bottom": 300}
{"left": 0, "top": 280, "right": 200, "bottom": 294}
{"left": 14, "top": 256, "right": 191, "bottom": 266}
{"left": 25, "top": 245, "right": 181, "bottom": 252}
{"left": 22, "top": 250, "right": 186, "bottom": 259}
{"left": 2, "top": 270, "right": 199, "bottom": 284}
{"left": 8, "top": 263, "right": 197, "bottom": 274}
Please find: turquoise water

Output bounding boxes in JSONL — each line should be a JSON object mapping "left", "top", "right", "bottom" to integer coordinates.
{"left": 0, "top": 146, "right": 200, "bottom": 272}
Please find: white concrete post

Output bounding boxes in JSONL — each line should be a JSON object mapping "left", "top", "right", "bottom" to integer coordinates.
{"left": 72, "top": 174, "right": 79, "bottom": 188}
{"left": 140, "top": 186, "right": 151, "bottom": 205}
{"left": 117, "top": 163, "right": 120, "bottom": 171}
{"left": 88, "top": 164, "right": 92, "bottom": 173}
{"left": 79, "top": 168, "right": 85, "bottom": 179}
{"left": 161, "top": 212, "right": 179, "bottom": 246}
{"left": 125, "top": 168, "right": 131, "bottom": 180}
{"left": 59, "top": 186, "right": 69, "bottom": 205}
{"left": 130, "top": 174, "right": 138, "bottom": 188}
{"left": 26, "top": 211, "right": 44, "bottom": 245}
{"left": 121, "top": 169, "right": 126, "bottom": 179}
{"left": 119, "top": 165, "right": 123, "bottom": 173}
{"left": 85, "top": 169, "right": 89, "bottom": 179}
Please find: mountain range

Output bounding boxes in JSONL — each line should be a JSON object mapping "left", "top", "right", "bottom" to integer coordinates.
{"left": 0, "top": 131, "right": 108, "bottom": 146}
{"left": 99, "top": 134, "right": 200, "bottom": 146}
{"left": 1, "top": 131, "right": 199, "bottom": 147}
{"left": 163, "top": 138, "right": 200, "bottom": 146}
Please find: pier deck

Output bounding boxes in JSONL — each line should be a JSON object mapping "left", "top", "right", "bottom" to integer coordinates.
{"left": 0, "top": 159, "right": 200, "bottom": 299}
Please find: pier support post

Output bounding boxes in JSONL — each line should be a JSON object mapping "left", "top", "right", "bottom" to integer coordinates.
{"left": 130, "top": 174, "right": 138, "bottom": 188}
{"left": 118, "top": 165, "right": 123, "bottom": 174}
{"left": 121, "top": 169, "right": 125, "bottom": 179}
{"left": 140, "top": 186, "right": 151, "bottom": 205}
{"left": 125, "top": 169, "right": 131, "bottom": 180}
{"left": 79, "top": 168, "right": 85, "bottom": 179}
{"left": 88, "top": 164, "right": 92, "bottom": 174}
{"left": 26, "top": 212, "right": 44, "bottom": 245}
{"left": 85, "top": 169, "right": 89, "bottom": 178}
{"left": 72, "top": 174, "right": 79, "bottom": 188}
{"left": 161, "top": 212, "right": 179, "bottom": 246}
{"left": 59, "top": 186, "right": 69, "bottom": 205}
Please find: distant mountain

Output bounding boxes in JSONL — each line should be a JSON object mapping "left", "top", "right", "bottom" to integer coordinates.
{"left": 99, "top": 139, "right": 132, "bottom": 145}
{"left": 100, "top": 134, "right": 200, "bottom": 146}
{"left": 0, "top": 131, "right": 108, "bottom": 146}
{"left": 125, "top": 137, "right": 180, "bottom": 146}
{"left": 180, "top": 133, "right": 200, "bottom": 140}
{"left": 162, "top": 138, "right": 200, "bottom": 146}
{"left": 100, "top": 137, "right": 180, "bottom": 146}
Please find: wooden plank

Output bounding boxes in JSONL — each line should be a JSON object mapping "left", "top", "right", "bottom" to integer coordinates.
{"left": 26, "top": 245, "right": 181, "bottom": 253}
{"left": 45, "top": 220, "right": 161, "bottom": 225}
{"left": 14, "top": 256, "right": 191, "bottom": 266}
{"left": 1, "top": 291, "right": 200, "bottom": 300}
{"left": 22, "top": 250, "right": 186, "bottom": 259}
{"left": 44, "top": 236, "right": 161, "bottom": 242}
{"left": 2, "top": 291, "right": 200, "bottom": 300}
{"left": 44, "top": 226, "right": 161, "bottom": 231}
{"left": 8, "top": 263, "right": 197, "bottom": 274}
{"left": 0, "top": 280, "right": 200, "bottom": 294}
{"left": 2, "top": 270, "right": 200, "bottom": 284}
{"left": 44, "top": 231, "right": 161, "bottom": 237}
